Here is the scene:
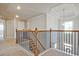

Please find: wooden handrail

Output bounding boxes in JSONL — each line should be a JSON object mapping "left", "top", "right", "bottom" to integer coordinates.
{"left": 16, "top": 29, "right": 79, "bottom": 32}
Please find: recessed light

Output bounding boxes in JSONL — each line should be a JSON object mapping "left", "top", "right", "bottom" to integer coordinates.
{"left": 16, "top": 14, "right": 19, "bottom": 18}
{"left": 17, "top": 6, "right": 21, "bottom": 10}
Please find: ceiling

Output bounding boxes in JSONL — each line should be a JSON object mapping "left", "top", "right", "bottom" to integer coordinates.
{"left": 0, "top": 3, "right": 60, "bottom": 20}
{"left": 50, "top": 4, "right": 79, "bottom": 20}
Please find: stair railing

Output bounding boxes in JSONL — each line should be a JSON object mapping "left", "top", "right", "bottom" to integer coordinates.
{"left": 16, "top": 28, "right": 79, "bottom": 56}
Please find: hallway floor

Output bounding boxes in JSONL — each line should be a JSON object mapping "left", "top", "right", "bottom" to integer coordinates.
{"left": 0, "top": 39, "right": 33, "bottom": 56}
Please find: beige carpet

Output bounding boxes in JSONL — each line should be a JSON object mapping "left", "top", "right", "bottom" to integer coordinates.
{"left": 0, "top": 39, "right": 33, "bottom": 56}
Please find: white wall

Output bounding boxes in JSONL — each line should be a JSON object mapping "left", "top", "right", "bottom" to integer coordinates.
{"left": 27, "top": 14, "right": 46, "bottom": 29}
{"left": 46, "top": 4, "right": 78, "bottom": 29}
{"left": 46, "top": 12, "right": 59, "bottom": 30}
{"left": 6, "top": 18, "right": 27, "bottom": 39}
{"left": 6, "top": 19, "right": 15, "bottom": 39}
{"left": 17, "top": 20, "right": 26, "bottom": 29}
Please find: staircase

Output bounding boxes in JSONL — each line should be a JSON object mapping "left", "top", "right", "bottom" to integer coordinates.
{"left": 16, "top": 28, "right": 46, "bottom": 56}
{"left": 29, "top": 37, "right": 40, "bottom": 56}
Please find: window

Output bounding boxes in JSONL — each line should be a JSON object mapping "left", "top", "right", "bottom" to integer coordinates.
{"left": 64, "top": 21, "right": 73, "bottom": 30}
{"left": 0, "top": 23, "right": 4, "bottom": 40}
{"left": 63, "top": 21, "right": 73, "bottom": 34}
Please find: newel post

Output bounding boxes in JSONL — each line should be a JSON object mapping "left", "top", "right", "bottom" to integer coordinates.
{"left": 16, "top": 29, "right": 18, "bottom": 43}
{"left": 50, "top": 28, "right": 52, "bottom": 48}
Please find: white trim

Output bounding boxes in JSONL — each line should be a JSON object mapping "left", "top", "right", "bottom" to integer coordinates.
{"left": 70, "top": 32, "right": 71, "bottom": 54}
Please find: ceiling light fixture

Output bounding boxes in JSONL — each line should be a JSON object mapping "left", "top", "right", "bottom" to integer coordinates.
{"left": 16, "top": 14, "right": 19, "bottom": 18}
{"left": 17, "top": 6, "right": 21, "bottom": 10}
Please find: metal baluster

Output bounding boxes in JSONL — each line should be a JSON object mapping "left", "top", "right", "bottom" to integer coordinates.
{"left": 57, "top": 32, "right": 59, "bottom": 49}
{"left": 63, "top": 32, "right": 65, "bottom": 51}
{"left": 22, "top": 31, "right": 23, "bottom": 42}
{"left": 59, "top": 32, "right": 63, "bottom": 50}
{"left": 20, "top": 32, "right": 22, "bottom": 42}
{"left": 66, "top": 33, "right": 68, "bottom": 54}
{"left": 19, "top": 32, "right": 20, "bottom": 43}
{"left": 55, "top": 32, "right": 57, "bottom": 49}
{"left": 21, "top": 32, "right": 22, "bottom": 43}
{"left": 66, "top": 33, "right": 67, "bottom": 53}
{"left": 70, "top": 32, "right": 71, "bottom": 55}
{"left": 64, "top": 32, "right": 66, "bottom": 52}
{"left": 59, "top": 32, "right": 61, "bottom": 50}
{"left": 76, "top": 32, "right": 78, "bottom": 55}
{"left": 73, "top": 32, "right": 74, "bottom": 55}
{"left": 57, "top": 32, "right": 60, "bottom": 50}
{"left": 20, "top": 32, "right": 22, "bottom": 43}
